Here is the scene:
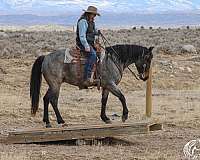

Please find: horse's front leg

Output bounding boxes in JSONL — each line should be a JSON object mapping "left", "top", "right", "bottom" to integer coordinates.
{"left": 107, "top": 83, "right": 129, "bottom": 122}
{"left": 101, "top": 88, "right": 111, "bottom": 124}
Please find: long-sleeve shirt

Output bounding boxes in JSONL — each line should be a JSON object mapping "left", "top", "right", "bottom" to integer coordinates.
{"left": 78, "top": 19, "right": 98, "bottom": 49}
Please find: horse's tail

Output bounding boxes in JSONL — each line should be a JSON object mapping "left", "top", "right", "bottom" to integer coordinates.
{"left": 30, "top": 55, "right": 45, "bottom": 116}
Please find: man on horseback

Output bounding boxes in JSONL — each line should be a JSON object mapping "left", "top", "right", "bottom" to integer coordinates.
{"left": 30, "top": 5, "right": 154, "bottom": 127}
{"left": 76, "top": 6, "right": 101, "bottom": 87}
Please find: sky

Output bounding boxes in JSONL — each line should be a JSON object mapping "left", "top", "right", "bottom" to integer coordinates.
{"left": 1, "top": 0, "right": 200, "bottom": 15}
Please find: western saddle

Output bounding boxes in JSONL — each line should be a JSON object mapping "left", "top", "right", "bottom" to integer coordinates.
{"left": 67, "top": 39, "right": 102, "bottom": 90}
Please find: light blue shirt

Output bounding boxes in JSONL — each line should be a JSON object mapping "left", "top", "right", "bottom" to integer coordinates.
{"left": 78, "top": 19, "right": 98, "bottom": 49}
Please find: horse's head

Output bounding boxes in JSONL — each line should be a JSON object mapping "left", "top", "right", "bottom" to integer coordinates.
{"left": 135, "top": 46, "right": 154, "bottom": 81}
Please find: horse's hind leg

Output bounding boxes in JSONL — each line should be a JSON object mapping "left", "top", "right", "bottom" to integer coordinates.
{"left": 107, "top": 83, "right": 129, "bottom": 123}
{"left": 49, "top": 87, "right": 65, "bottom": 126}
{"left": 43, "top": 88, "right": 51, "bottom": 128}
{"left": 100, "top": 88, "right": 111, "bottom": 124}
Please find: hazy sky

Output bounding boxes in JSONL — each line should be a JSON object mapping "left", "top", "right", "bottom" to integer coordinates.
{"left": 1, "top": 0, "right": 200, "bottom": 15}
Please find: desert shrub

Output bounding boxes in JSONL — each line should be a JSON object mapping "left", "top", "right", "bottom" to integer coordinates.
{"left": 132, "top": 27, "right": 136, "bottom": 30}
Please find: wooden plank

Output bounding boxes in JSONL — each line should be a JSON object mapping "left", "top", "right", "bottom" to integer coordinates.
{"left": 5, "top": 122, "right": 162, "bottom": 144}
{"left": 149, "top": 123, "right": 163, "bottom": 131}
{"left": 0, "top": 136, "right": 7, "bottom": 144}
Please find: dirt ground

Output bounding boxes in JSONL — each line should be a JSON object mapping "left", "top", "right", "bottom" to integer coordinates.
{"left": 0, "top": 53, "right": 200, "bottom": 160}
{"left": 0, "top": 48, "right": 200, "bottom": 160}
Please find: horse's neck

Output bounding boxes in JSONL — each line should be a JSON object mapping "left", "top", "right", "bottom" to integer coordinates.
{"left": 123, "top": 60, "right": 135, "bottom": 70}
{"left": 123, "top": 51, "right": 140, "bottom": 69}
{"left": 102, "top": 53, "right": 124, "bottom": 74}
{"left": 104, "top": 53, "right": 135, "bottom": 71}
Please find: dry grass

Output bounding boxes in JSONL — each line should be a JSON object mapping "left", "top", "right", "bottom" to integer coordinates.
{"left": 0, "top": 55, "right": 200, "bottom": 159}
{"left": 0, "top": 28, "right": 200, "bottom": 159}
{"left": 0, "top": 27, "right": 200, "bottom": 58}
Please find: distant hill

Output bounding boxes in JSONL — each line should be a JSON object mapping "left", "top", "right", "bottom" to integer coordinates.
{"left": 0, "top": 13, "right": 200, "bottom": 27}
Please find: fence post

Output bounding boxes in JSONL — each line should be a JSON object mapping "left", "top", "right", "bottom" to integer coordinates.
{"left": 146, "top": 66, "right": 152, "bottom": 117}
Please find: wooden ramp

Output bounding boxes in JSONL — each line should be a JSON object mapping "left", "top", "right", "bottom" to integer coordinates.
{"left": 5, "top": 122, "right": 162, "bottom": 144}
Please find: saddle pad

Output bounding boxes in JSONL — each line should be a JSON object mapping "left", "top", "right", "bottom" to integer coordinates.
{"left": 64, "top": 48, "right": 74, "bottom": 63}
{"left": 64, "top": 48, "right": 87, "bottom": 64}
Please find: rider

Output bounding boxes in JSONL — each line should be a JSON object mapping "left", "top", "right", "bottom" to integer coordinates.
{"left": 76, "top": 6, "right": 101, "bottom": 86}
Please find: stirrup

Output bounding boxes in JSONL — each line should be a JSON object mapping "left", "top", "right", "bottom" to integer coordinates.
{"left": 82, "top": 79, "right": 92, "bottom": 87}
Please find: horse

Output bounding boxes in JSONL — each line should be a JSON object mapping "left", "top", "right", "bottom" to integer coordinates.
{"left": 30, "top": 44, "right": 154, "bottom": 128}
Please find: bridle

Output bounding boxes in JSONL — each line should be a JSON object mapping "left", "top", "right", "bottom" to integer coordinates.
{"left": 99, "top": 33, "right": 140, "bottom": 80}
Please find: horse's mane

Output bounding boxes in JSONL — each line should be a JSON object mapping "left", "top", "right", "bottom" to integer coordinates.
{"left": 105, "top": 44, "right": 148, "bottom": 63}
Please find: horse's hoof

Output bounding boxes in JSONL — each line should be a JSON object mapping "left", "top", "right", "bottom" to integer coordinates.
{"left": 57, "top": 123, "right": 68, "bottom": 128}
{"left": 105, "top": 119, "right": 112, "bottom": 124}
{"left": 62, "top": 123, "right": 68, "bottom": 127}
{"left": 101, "top": 116, "right": 112, "bottom": 124}
{"left": 46, "top": 123, "right": 52, "bottom": 128}
{"left": 122, "top": 114, "right": 128, "bottom": 123}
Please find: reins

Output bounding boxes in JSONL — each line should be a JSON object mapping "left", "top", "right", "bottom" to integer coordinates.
{"left": 99, "top": 33, "right": 140, "bottom": 80}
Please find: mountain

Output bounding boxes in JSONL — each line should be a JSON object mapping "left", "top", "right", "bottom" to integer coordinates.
{"left": 0, "top": 0, "right": 200, "bottom": 15}
{"left": 0, "top": 14, "right": 78, "bottom": 26}
{"left": 0, "top": 13, "right": 200, "bottom": 27}
{"left": 1, "top": 0, "right": 200, "bottom": 27}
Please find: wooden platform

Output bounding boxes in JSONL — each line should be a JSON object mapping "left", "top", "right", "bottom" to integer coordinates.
{"left": 4, "top": 122, "right": 162, "bottom": 144}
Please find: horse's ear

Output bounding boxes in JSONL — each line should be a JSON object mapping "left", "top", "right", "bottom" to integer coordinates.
{"left": 149, "top": 46, "right": 154, "bottom": 52}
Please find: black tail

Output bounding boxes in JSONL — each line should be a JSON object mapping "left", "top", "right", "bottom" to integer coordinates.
{"left": 30, "top": 55, "right": 45, "bottom": 116}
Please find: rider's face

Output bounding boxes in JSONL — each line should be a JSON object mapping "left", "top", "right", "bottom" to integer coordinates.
{"left": 89, "top": 13, "right": 96, "bottom": 21}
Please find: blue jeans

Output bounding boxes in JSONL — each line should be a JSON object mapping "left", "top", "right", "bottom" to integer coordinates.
{"left": 84, "top": 46, "right": 97, "bottom": 80}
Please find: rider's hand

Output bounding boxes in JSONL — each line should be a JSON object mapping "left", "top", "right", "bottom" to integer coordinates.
{"left": 97, "top": 30, "right": 101, "bottom": 35}
{"left": 85, "top": 47, "right": 90, "bottom": 52}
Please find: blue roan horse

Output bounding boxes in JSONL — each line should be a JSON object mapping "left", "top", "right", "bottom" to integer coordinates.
{"left": 30, "top": 44, "right": 154, "bottom": 128}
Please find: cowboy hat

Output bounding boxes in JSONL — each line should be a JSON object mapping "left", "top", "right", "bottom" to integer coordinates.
{"left": 83, "top": 6, "right": 100, "bottom": 16}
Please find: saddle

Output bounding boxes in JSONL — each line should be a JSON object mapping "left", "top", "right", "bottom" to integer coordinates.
{"left": 64, "top": 41, "right": 102, "bottom": 90}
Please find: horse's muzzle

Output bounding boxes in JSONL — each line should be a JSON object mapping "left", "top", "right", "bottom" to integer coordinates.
{"left": 139, "top": 72, "right": 149, "bottom": 81}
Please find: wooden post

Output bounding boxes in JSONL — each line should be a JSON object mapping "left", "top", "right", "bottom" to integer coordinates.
{"left": 146, "top": 66, "right": 152, "bottom": 117}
